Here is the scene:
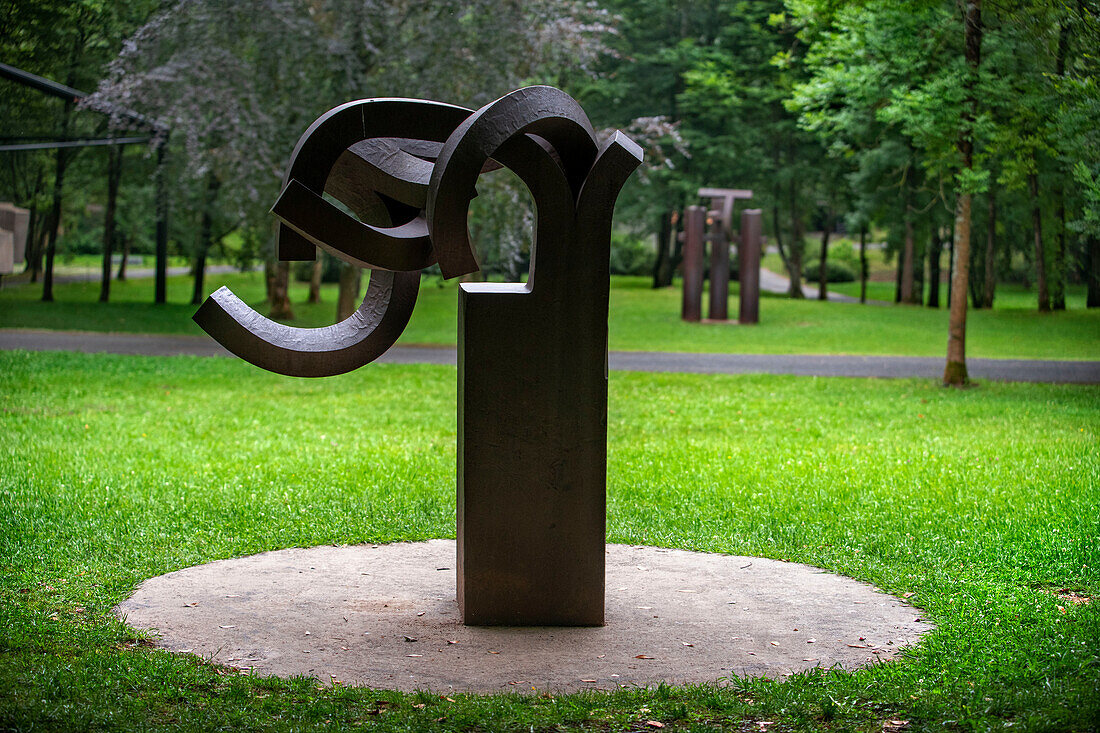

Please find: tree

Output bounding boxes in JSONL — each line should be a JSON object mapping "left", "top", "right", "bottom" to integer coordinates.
{"left": 944, "top": 0, "right": 983, "bottom": 385}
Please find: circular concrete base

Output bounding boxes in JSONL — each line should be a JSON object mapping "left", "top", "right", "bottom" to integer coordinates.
{"left": 116, "top": 541, "right": 931, "bottom": 693}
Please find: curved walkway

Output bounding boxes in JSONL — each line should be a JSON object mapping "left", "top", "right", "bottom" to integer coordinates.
{"left": 2, "top": 328, "right": 1097, "bottom": 384}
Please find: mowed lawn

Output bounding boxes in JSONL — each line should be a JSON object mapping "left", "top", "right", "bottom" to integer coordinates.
{"left": 1, "top": 350, "right": 1097, "bottom": 731}
{"left": 2, "top": 272, "right": 1098, "bottom": 360}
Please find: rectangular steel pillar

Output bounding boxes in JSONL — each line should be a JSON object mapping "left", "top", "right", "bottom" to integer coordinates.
{"left": 681, "top": 205, "right": 705, "bottom": 322}
{"left": 707, "top": 219, "right": 729, "bottom": 321}
{"left": 458, "top": 280, "right": 607, "bottom": 626}
{"left": 739, "top": 209, "right": 762, "bottom": 325}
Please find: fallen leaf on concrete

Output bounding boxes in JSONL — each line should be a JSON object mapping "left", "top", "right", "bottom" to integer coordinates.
{"left": 581, "top": 679, "right": 597, "bottom": 683}
{"left": 404, "top": 636, "right": 418, "bottom": 642}
{"left": 407, "top": 654, "right": 422, "bottom": 657}
{"left": 770, "top": 641, "right": 779, "bottom": 646}
{"left": 488, "top": 650, "right": 500, "bottom": 654}
{"left": 219, "top": 625, "right": 236, "bottom": 629}
{"left": 682, "top": 642, "right": 694, "bottom": 647}
{"left": 417, "top": 612, "right": 425, "bottom": 617}
{"left": 635, "top": 655, "right": 655, "bottom": 659}
{"left": 803, "top": 658, "right": 818, "bottom": 662}
{"left": 847, "top": 644, "right": 868, "bottom": 648}
{"left": 447, "top": 640, "right": 458, "bottom": 645}
{"left": 807, "top": 638, "right": 816, "bottom": 643}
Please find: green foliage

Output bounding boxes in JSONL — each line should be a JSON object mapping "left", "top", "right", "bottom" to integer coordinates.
{"left": 0, "top": 351, "right": 1098, "bottom": 730}
{"left": 802, "top": 259, "right": 855, "bottom": 283}
{"left": 608, "top": 231, "right": 655, "bottom": 276}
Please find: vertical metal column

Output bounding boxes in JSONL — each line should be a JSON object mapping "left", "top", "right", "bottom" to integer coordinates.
{"left": 739, "top": 208, "right": 762, "bottom": 324}
{"left": 680, "top": 205, "right": 705, "bottom": 322}
{"left": 707, "top": 215, "right": 729, "bottom": 321}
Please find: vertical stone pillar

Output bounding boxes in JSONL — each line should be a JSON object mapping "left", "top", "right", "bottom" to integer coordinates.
{"left": 707, "top": 216, "right": 729, "bottom": 321}
{"left": 681, "top": 205, "right": 705, "bottom": 322}
{"left": 739, "top": 209, "right": 762, "bottom": 324}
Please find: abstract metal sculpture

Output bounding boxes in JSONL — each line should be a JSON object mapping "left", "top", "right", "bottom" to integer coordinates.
{"left": 739, "top": 209, "right": 763, "bottom": 325}
{"left": 680, "top": 188, "right": 753, "bottom": 323}
{"left": 194, "top": 86, "right": 642, "bottom": 626}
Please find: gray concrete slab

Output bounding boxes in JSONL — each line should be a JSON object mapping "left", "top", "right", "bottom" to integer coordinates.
{"left": 116, "top": 540, "right": 932, "bottom": 693}
{"left": 3, "top": 328, "right": 1097, "bottom": 383}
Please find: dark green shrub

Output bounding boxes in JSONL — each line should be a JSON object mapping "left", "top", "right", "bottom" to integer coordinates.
{"left": 803, "top": 260, "right": 856, "bottom": 283}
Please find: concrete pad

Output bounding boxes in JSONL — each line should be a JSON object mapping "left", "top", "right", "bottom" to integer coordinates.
{"left": 116, "top": 541, "right": 931, "bottom": 693}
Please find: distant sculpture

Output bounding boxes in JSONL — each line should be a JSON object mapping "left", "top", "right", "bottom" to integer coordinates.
{"left": 0, "top": 203, "right": 29, "bottom": 277}
{"left": 679, "top": 188, "right": 755, "bottom": 323}
{"left": 195, "top": 87, "right": 642, "bottom": 626}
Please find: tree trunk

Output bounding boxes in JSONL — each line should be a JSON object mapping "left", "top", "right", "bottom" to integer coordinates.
{"left": 308, "top": 248, "right": 324, "bottom": 303}
{"left": 22, "top": 168, "right": 43, "bottom": 280}
{"left": 24, "top": 201, "right": 40, "bottom": 280}
{"left": 817, "top": 210, "right": 832, "bottom": 301}
{"left": 190, "top": 173, "right": 220, "bottom": 305}
{"left": 894, "top": 254, "right": 902, "bottom": 303}
{"left": 859, "top": 225, "right": 868, "bottom": 304}
{"left": 1052, "top": 14, "right": 1070, "bottom": 311}
{"left": 264, "top": 259, "right": 275, "bottom": 303}
{"left": 900, "top": 197, "right": 917, "bottom": 304}
{"left": 1052, "top": 190, "right": 1066, "bottom": 310}
{"left": 1029, "top": 172, "right": 1049, "bottom": 312}
{"left": 98, "top": 145, "right": 123, "bottom": 303}
{"left": 927, "top": 226, "right": 941, "bottom": 308}
{"left": 653, "top": 211, "right": 675, "bottom": 288}
{"left": 771, "top": 204, "right": 790, "bottom": 274}
{"left": 43, "top": 34, "right": 82, "bottom": 302}
{"left": 269, "top": 260, "right": 295, "bottom": 319}
{"left": 787, "top": 179, "right": 804, "bottom": 299}
{"left": 944, "top": 0, "right": 982, "bottom": 386}
{"left": 946, "top": 215, "right": 956, "bottom": 310}
{"left": 336, "top": 262, "right": 362, "bottom": 321}
{"left": 982, "top": 189, "right": 996, "bottom": 308}
{"left": 117, "top": 230, "right": 131, "bottom": 281}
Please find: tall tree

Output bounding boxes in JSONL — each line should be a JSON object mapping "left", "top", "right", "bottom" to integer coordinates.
{"left": 944, "top": 0, "right": 983, "bottom": 385}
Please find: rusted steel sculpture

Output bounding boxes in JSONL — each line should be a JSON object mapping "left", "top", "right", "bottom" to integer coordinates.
{"left": 194, "top": 87, "right": 642, "bottom": 626}
{"left": 680, "top": 189, "right": 753, "bottom": 323}
{"left": 680, "top": 205, "right": 705, "bottom": 322}
{"left": 739, "top": 209, "right": 763, "bottom": 324}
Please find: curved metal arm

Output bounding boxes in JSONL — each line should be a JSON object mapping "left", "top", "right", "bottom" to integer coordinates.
{"left": 193, "top": 271, "right": 420, "bottom": 377}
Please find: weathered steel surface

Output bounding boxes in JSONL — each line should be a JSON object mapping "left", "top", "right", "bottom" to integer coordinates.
{"left": 739, "top": 209, "right": 763, "bottom": 325}
{"left": 193, "top": 86, "right": 641, "bottom": 626}
{"left": 707, "top": 214, "right": 729, "bottom": 321}
{"left": 680, "top": 205, "right": 705, "bottom": 322}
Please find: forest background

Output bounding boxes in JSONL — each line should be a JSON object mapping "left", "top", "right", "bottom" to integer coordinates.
{"left": 2, "top": 0, "right": 1098, "bottom": 381}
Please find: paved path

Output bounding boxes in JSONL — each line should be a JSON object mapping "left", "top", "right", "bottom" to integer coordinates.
{"left": 3, "top": 329, "right": 1097, "bottom": 384}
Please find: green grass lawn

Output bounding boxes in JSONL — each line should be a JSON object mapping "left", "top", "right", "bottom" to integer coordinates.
{"left": 1, "top": 350, "right": 1098, "bottom": 731}
{"left": 2, "top": 272, "right": 1099, "bottom": 360}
